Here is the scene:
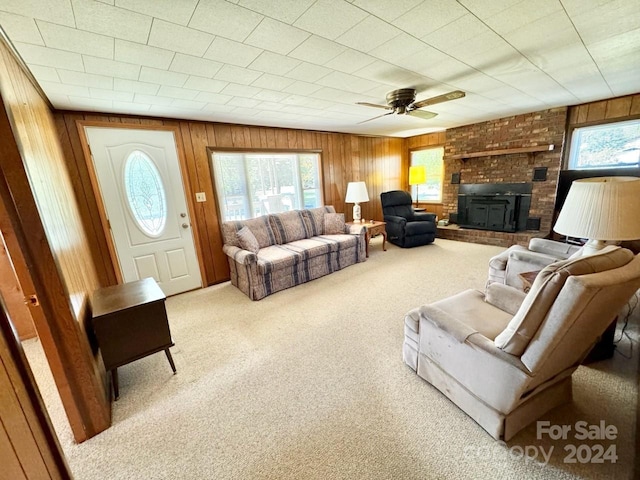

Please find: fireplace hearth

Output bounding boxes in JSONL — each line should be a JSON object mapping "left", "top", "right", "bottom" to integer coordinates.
{"left": 457, "top": 183, "right": 532, "bottom": 233}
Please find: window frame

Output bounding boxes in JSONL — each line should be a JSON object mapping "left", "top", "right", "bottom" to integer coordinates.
{"left": 409, "top": 145, "right": 445, "bottom": 204}
{"left": 565, "top": 117, "right": 640, "bottom": 171}
{"left": 208, "top": 147, "right": 324, "bottom": 222}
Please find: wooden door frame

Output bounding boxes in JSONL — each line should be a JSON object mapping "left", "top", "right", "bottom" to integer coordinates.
{"left": 0, "top": 295, "right": 73, "bottom": 479}
{"left": 0, "top": 97, "right": 110, "bottom": 442}
{"left": 75, "top": 121, "right": 206, "bottom": 290}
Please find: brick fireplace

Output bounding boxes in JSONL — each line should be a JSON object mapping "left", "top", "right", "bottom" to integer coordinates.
{"left": 436, "top": 107, "right": 567, "bottom": 247}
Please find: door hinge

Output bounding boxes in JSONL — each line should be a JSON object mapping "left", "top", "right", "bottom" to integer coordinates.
{"left": 107, "top": 218, "right": 112, "bottom": 230}
{"left": 25, "top": 294, "right": 40, "bottom": 307}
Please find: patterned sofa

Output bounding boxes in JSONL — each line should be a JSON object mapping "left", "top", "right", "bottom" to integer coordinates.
{"left": 221, "top": 206, "right": 366, "bottom": 300}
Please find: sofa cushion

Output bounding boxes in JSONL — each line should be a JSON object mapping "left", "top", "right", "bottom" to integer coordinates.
{"left": 324, "top": 213, "right": 345, "bottom": 235}
{"left": 236, "top": 226, "right": 260, "bottom": 253}
{"left": 221, "top": 216, "right": 277, "bottom": 249}
{"left": 281, "top": 238, "right": 334, "bottom": 259}
{"left": 256, "top": 245, "right": 302, "bottom": 274}
{"left": 494, "top": 246, "right": 633, "bottom": 356}
{"left": 269, "top": 210, "right": 309, "bottom": 244}
{"left": 316, "top": 234, "right": 358, "bottom": 252}
{"left": 303, "top": 206, "right": 336, "bottom": 236}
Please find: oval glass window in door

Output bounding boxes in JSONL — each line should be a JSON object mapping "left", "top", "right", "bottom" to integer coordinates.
{"left": 123, "top": 150, "right": 167, "bottom": 236}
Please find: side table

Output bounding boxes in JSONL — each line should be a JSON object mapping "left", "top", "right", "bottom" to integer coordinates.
{"left": 347, "top": 221, "right": 387, "bottom": 257}
{"left": 91, "top": 277, "right": 176, "bottom": 400}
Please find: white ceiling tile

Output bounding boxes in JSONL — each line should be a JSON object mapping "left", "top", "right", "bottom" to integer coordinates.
{"left": 252, "top": 90, "right": 290, "bottom": 102}
{"left": 114, "top": 39, "right": 174, "bottom": 69}
{"left": 482, "top": 0, "right": 563, "bottom": 37}
{"left": 112, "top": 101, "right": 151, "bottom": 112}
{"left": 83, "top": 55, "right": 141, "bottom": 80}
{"left": 284, "top": 62, "right": 332, "bottom": 82}
{"left": 37, "top": 21, "right": 114, "bottom": 59}
{"left": 336, "top": 15, "right": 402, "bottom": 52}
{"left": 156, "top": 85, "right": 199, "bottom": 100}
{"left": 194, "top": 91, "right": 232, "bottom": 104}
{"left": 0, "top": 0, "right": 74, "bottom": 26}
{"left": 289, "top": 35, "right": 345, "bottom": 65}
{"left": 39, "top": 81, "right": 90, "bottom": 97}
{"left": 139, "top": 67, "right": 188, "bottom": 87}
{"left": 171, "top": 99, "right": 206, "bottom": 110}
{"left": 445, "top": 31, "right": 518, "bottom": 71}
{"left": 422, "top": 14, "right": 491, "bottom": 51}
{"left": 203, "top": 103, "right": 237, "bottom": 113}
{"left": 89, "top": 88, "right": 134, "bottom": 102}
{"left": 395, "top": 0, "right": 467, "bottom": 38}
{"left": 214, "top": 65, "right": 262, "bottom": 85}
{"left": 293, "top": 0, "right": 368, "bottom": 40}
{"left": 589, "top": 27, "right": 640, "bottom": 60}
{"left": 324, "top": 49, "right": 376, "bottom": 74}
{"left": 57, "top": 69, "right": 113, "bottom": 89}
{"left": 183, "top": 76, "right": 228, "bottom": 93}
{"left": 255, "top": 101, "right": 284, "bottom": 111}
{"left": 114, "top": 0, "right": 198, "bottom": 25}
{"left": 203, "top": 37, "right": 262, "bottom": 68}
{"left": 251, "top": 74, "right": 296, "bottom": 91}
{"left": 316, "top": 71, "right": 383, "bottom": 94}
{"left": 282, "top": 80, "right": 323, "bottom": 96}
{"left": 244, "top": 18, "right": 310, "bottom": 55}
{"left": 28, "top": 65, "right": 60, "bottom": 82}
{"left": 67, "top": 96, "right": 113, "bottom": 109}
{"left": 220, "top": 83, "right": 262, "bottom": 98}
{"left": 148, "top": 20, "right": 214, "bottom": 57}
{"left": 72, "top": 0, "right": 152, "bottom": 43}
{"left": 227, "top": 106, "right": 259, "bottom": 116}
{"left": 352, "top": 60, "right": 423, "bottom": 87}
{"left": 228, "top": 97, "right": 261, "bottom": 108}
{"left": 369, "top": 33, "right": 429, "bottom": 64}
{"left": 571, "top": 0, "right": 640, "bottom": 45}
{"left": 236, "top": 0, "right": 315, "bottom": 24}
{"left": 189, "top": 0, "right": 263, "bottom": 42}
{"left": 352, "top": 0, "right": 423, "bottom": 22}
{"left": 134, "top": 94, "right": 174, "bottom": 106}
{"left": 113, "top": 78, "right": 160, "bottom": 95}
{"left": 169, "top": 54, "right": 223, "bottom": 79}
{"left": 0, "top": 11, "right": 43, "bottom": 44}
{"left": 457, "top": 0, "right": 524, "bottom": 20}
{"left": 248, "top": 51, "right": 301, "bottom": 75}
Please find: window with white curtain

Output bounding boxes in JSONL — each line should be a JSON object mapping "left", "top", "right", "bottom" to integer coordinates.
{"left": 211, "top": 151, "right": 323, "bottom": 221}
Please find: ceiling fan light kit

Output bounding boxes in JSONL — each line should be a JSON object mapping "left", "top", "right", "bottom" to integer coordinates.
{"left": 357, "top": 89, "right": 465, "bottom": 124}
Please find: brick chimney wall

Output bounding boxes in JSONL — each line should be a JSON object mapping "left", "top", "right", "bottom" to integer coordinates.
{"left": 443, "top": 107, "right": 568, "bottom": 235}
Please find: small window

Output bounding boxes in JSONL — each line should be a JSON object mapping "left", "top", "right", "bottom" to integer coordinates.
{"left": 123, "top": 150, "right": 167, "bottom": 236}
{"left": 410, "top": 147, "right": 444, "bottom": 203}
{"left": 568, "top": 119, "right": 640, "bottom": 170}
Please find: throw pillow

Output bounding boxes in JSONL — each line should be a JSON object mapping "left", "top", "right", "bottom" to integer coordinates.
{"left": 324, "top": 213, "right": 345, "bottom": 235}
{"left": 236, "top": 226, "right": 260, "bottom": 253}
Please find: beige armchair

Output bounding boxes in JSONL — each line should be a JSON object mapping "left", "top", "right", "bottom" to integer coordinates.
{"left": 487, "top": 238, "right": 582, "bottom": 290}
{"left": 403, "top": 246, "right": 640, "bottom": 440}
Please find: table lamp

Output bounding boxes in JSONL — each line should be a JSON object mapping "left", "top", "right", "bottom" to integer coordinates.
{"left": 345, "top": 181, "right": 369, "bottom": 223}
{"left": 409, "top": 166, "right": 426, "bottom": 207}
{"left": 553, "top": 176, "right": 640, "bottom": 256}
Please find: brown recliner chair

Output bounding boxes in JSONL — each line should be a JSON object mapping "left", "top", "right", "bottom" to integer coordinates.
{"left": 403, "top": 246, "right": 640, "bottom": 440}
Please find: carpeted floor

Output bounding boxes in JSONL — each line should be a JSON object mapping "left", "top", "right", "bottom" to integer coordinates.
{"left": 23, "top": 238, "right": 639, "bottom": 479}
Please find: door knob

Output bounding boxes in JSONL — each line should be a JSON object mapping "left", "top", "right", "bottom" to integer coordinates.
{"left": 180, "top": 213, "right": 187, "bottom": 217}
{"left": 182, "top": 223, "right": 189, "bottom": 229}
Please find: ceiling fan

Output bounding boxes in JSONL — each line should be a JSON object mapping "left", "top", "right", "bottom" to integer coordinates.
{"left": 356, "top": 89, "right": 465, "bottom": 124}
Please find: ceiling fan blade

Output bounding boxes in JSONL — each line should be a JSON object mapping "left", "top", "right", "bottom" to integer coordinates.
{"left": 358, "top": 111, "right": 395, "bottom": 124}
{"left": 407, "top": 110, "right": 438, "bottom": 120}
{"left": 411, "top": 90, "right": 465, "bottom": 109}
{"left": 356, "top": 102, "right": 393, "bottom": 110}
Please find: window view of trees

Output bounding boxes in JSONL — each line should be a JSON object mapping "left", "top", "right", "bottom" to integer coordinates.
{"left": 211, "top": 152, "right": 322, "bottom": 221}
{"left": 410, "top": 147, "right": 444, "bottom": 202}
{"left": 569, "top": 120, "right": 640, "bottom": 170}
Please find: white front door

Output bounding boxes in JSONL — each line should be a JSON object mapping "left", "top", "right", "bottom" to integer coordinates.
{"left": 85, "top": 127, "right": 202, "bottom": 296}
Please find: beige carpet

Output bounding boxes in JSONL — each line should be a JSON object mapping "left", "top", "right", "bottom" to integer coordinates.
{"left": 23, "top": 238, "right": 639, "bottom": 480}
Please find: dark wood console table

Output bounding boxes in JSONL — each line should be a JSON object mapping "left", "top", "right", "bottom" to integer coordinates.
{"left": 91, "top": 278, "right": 176, "bottom": 400}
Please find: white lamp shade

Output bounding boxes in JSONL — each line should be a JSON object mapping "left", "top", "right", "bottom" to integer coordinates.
{"left": 553, "top": 176, "right": 640, "bottom": 241}
{"left": 345, "top": 181, "right": 369, "bottom": 203}
{"left": 409, "top": 166, "right": 426, "bottom": 185}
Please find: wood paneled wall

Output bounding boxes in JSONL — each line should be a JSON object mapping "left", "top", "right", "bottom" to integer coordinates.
{"left": 55, "top": 112, "right": 406, "bottom": 286}
{"left": 0, "top": 39, "right": 110, "bottom": 442}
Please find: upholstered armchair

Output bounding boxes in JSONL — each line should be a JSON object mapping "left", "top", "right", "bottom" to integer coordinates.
{"left": 487, "top": 238, "right": 583, "bottom": 290}
{"left": 403, "top": 247, "right": 640, "bottom": 440}
{"left": 380, "top": 190, "right": 436, "bottom": 248}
